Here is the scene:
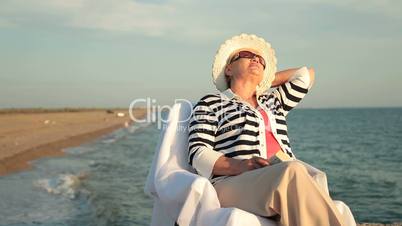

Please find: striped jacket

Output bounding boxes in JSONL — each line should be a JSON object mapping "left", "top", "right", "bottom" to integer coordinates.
{"left": 188, "top": 67, "right": 312, "bottom": 184}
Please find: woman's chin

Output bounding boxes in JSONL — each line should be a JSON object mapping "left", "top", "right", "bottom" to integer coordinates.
{"left": 249, "top": 70, "right": 264, "bottom": 79}
{"left": 248, "top": 67, "right": 263, "bottom": 74}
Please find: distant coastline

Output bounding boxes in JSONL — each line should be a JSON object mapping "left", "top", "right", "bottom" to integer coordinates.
{"left": 0, "top": 108, "right": 147, "bottom": 176}
{"left": 0, "top": 107, "right": 136, "bottom": 114}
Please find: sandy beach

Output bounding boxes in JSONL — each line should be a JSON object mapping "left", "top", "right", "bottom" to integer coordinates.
{"left": 0, "top": 108, "right": 146, "bottom": 176}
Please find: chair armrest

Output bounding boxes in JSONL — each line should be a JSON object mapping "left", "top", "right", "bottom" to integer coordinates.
{"left": 156, "top": 169, "right": 216, "bottom": 203}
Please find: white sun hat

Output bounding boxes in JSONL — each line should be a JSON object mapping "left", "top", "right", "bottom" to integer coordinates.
{"left": 212, "top": 33, "right": 277, "bottom": 95}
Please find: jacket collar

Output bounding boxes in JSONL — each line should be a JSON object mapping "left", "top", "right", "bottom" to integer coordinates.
{"left": 221, "top": 88, "right": 237, "bottom": 100}
{"left": 221, "top": 88, "right": 266, "bottom": 101}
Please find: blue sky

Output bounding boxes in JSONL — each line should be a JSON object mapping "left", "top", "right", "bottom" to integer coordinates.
{"left": 0, "top": 0, "right": 401, "bottom": 108}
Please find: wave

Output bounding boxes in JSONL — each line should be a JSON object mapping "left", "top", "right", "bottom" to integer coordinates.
{"left": 34, "top": 172, "right": 90, "bottom": 199}
{"left": 101, "top": 138, "right": 118, "bottom": 144}
{"left": 64, "top": 146, "right": 95, "bottom": 155}
{"left": 126, "top": 121, "right": 152, "bottom": 133}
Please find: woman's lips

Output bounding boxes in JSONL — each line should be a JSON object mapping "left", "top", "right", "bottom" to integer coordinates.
{"left": 249, "top": 63, "right": 261, "bottom": 69}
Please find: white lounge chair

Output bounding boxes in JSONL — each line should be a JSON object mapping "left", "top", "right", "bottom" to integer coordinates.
{"left": 144, "top": 102, "right": 356, "bottom": 226}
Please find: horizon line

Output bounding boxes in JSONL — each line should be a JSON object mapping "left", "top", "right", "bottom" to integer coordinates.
{"left": 1, "top": 106, "right": 401, "bottom": 111}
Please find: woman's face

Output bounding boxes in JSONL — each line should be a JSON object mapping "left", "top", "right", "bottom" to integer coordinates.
{"left": 224, "top": 48, "right": 265, "bottom": 87}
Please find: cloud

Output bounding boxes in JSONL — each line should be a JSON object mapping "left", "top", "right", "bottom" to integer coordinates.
{"left": 287, "top": 0, "right": 402, "bottom": 19}
{"left": 0, "top": 18, "right": 14, "bottom": 27}
{"left": 344, "top": 0, "right": 401, "bottom": 18}
{"left": 77, "top": 1, "right": 177, "bottom": 35}
{"left": 0, "top": 0, "right": 400, "bottom": 42}
{"left": 0, "top": 0, "right": 174, "bottom": 36}
{"left": 0, "top": 0, "right": 231, "bottom": 41}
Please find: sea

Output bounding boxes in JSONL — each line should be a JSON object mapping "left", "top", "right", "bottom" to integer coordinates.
{"left": 0, "top": 108, "right": 401, "bottom": 225}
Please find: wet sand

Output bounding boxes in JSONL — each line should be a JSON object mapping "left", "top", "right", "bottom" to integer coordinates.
{"left": 0, "top": 109, "right": 146, "bottom": 175}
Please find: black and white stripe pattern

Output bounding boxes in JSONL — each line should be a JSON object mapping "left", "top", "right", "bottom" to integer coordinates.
{"left": 188, "top": 68, "right": 311, "bottom": 184}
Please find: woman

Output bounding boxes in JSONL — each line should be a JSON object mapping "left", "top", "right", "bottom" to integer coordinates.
{"left": 187, "top": 33, "right": 356, "bottom": 226}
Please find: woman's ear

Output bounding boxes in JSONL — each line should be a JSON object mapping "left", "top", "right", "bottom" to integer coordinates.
{"left": 225, "top": 64, "right": 232, "bottom": 77}
{"left": 224, "top": 65, "right": 232, "bottom": 88}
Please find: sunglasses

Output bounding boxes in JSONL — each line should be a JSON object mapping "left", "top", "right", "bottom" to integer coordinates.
{"left": 229, "top": 50, "right": 266, "bottom": 69}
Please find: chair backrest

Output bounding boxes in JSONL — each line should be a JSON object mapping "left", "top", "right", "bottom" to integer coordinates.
{"left": 145, "top": 102, "right": 195, "bottom": 196}
{"left": 165, "top": 101, "right": 194, "bottom": 172}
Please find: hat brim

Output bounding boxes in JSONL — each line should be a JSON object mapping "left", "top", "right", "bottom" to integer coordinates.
{"left": 212, "top": 33, "right": 277, "bottom": 95}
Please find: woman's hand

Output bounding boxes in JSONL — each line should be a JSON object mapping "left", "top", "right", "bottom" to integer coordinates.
{"left": 271, "top": 67, "right": 315, "bottom": 87}
{"left": 236, "top": 157, "right": 269, "bottom": 174}
{"left": 213, "top": 156, "right": 269, "bottom": 176}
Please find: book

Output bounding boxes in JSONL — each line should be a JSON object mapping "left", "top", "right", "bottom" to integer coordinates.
{"left": 267, "top": 151, "right": 293, "bottom": 165}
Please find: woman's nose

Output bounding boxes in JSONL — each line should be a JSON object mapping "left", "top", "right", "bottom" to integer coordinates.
{"left": 251, "top": 56, "right": 260, "bottom": 63}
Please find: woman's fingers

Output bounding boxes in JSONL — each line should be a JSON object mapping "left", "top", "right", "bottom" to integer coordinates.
{"left": 238, "top": 159, "right": 254, "bottom": 173}
{"left": 254, "top": 157, "right": 269, "bottom": 167}
{"left": 238, "top": 157, "right": 269, "bottom": 174}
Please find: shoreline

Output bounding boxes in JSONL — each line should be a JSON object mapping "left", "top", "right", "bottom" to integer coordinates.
{"left": 0, "top": 109, "right": 147, "bottom": 176}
